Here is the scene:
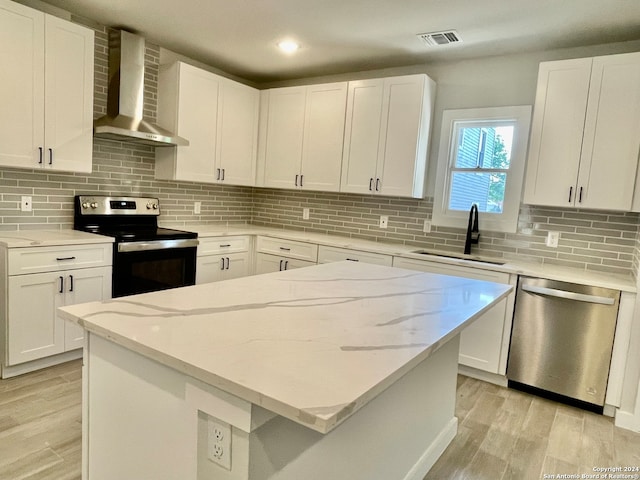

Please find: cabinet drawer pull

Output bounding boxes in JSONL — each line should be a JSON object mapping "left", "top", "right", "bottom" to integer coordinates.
{"left": 59, "top": 276, "right": 64, "bottom": 294}
{"left": 48, "top": 148, "right": 53, "bottom": 165}
{"left": 579, "top": 186, "right": 583, "bottom": 203}
{"left": 346, "top": 258, "right": 359, "bottom": 262}
{"left": 69, "top": 275, "right": 74, "bottom": 292}
{"left": 56, "top": 256, "right": 76, "bottom": 261}
{"left": 568, "top": 186, "right": 573, "bottom": 203}
{"left": 219, "top": 244, "right": 231, "bottom": 248}
{"left": 279, "top": 247, "right": 291, "bottom": 251}
{"left": 38, "top": 147, "right": 43, "bottom": 164}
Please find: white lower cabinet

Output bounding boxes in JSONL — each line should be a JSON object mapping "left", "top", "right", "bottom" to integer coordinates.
{"left": 255, "top": 253, "right": 316, "bottom": 274}
{"left": 392, "top": 256, "right": 516, "bottom": 375}
{"left": 317, "top": 245, "right": 392, "bottom": 266}
{"left": 7, "top": 265, "right": 111, "bottom": 365}
{"left": 196, "top": 236, "right": 251, "bottom": 284}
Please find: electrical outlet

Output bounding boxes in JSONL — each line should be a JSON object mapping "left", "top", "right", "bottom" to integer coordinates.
{"left": 207, "top": 417, "right": 231, "bottom": 470}
{"left": 423, "top": 220, "right": 431, "bottom": 233}
{"left": 379, "top": 215, "right": 388, "bottom": 229}
{"left": 194, "top": 201, "right": 201, "bottom": 214}
{"left": 546, "top": 231, "right": 560, "bottom": 248}
{"left": 21, "top": 196, "right": 32, "bottom": 212}
{"left": 302, "top": 208, "right": 310, "bottom": 220}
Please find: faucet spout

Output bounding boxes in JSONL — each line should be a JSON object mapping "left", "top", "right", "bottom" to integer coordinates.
{"left": 464, "top": 204, "right": 480, "bottom": 255}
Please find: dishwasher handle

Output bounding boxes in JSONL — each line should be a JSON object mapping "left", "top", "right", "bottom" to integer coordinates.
{"left": 521, "top": 284, "right": 615, "bottom": 305}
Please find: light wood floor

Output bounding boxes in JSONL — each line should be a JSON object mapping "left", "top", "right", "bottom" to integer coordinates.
{"left": 1, "top": 360, "right": 639, "bottom": 479}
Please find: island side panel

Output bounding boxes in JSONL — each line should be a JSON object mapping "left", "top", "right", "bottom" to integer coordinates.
{"left": 244, "top": 336, "right": 460, "bottom": 480}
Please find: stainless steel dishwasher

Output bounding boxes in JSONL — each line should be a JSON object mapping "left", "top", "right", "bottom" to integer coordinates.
{"left": 507, "top": 276, "right": 620, "bottom": 411}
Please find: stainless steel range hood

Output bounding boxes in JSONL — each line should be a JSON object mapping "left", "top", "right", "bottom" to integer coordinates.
{"left": 94, "top": 30, "right": 188, "bottom": 147}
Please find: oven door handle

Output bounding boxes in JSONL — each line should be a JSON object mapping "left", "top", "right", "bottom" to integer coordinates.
{"left": 117, "top": 238, "right": 199, "bottom": 252}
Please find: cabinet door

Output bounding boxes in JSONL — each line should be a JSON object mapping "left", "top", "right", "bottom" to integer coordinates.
{"left": 158, "top": 63, "right": 219, "bottom": 183}
{"left": 578, "top": 52, "right": 640, "bottom": 210}
{"left": 217, "top": 79, "right": 259, "bottom": 186}
{"left": 300, "top": 82, "right": 347, "bottom": 192}
{"left": 340, "top": 79, "right": 384, "bottom": 194}
{"left": 0, "top": 0, "right": 44, "bottom": 169}
{"left": 254, "top": 253, "right": 315, "bottom": 275}
{"left": 377, "top": 75, "right": 430, "bottom": 198}
{"left": 7, "top": 271, "right": 64, "bottom": 365}
{"left": 196, "top": 252, "right": 250, "bottom": 284}
{"left": 523, "top": 58, "right": 592, "bottom": 207}
{"left": 63, "top": 266, "right": 111, "bottom": 351}
{"left": 44, "top": 15, "right": 94, "bottom": 173}
{"left": 263, "top": 87, "right": 306, "bottom": 189}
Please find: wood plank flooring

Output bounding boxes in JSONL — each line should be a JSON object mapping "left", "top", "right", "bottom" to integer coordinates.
{"left": 1, "top": 361, "right": 639, "bottom": 479}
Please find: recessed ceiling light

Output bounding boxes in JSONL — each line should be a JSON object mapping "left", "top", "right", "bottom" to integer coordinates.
{"left": 277, "top": 40, "right": 300, "bottom": 54}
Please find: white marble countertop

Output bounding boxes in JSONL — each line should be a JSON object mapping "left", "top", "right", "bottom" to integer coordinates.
{"left": 166, "top": 224, "right": 637, "bottom": 292}
{"left": 59, "top": 261, "right": 512, "bottom": 433}
{"left": 0, "top": 230, "right": 114, "bottom": 248}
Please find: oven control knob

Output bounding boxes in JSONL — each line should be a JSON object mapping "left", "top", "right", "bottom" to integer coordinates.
{"left": 152, "top": 203, "right": 158, "bottom": 210}
{"left": 146, "top": 203, "right": 151, "bottom": 209}
{"left": 81, "top": 202, "right": 89, "bottom": 209}
{"left": 90, "top": 202, "right": 98, "bottom": 209}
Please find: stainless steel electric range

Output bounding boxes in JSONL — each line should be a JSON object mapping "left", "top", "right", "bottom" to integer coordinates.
{"left": 74, "top": 195, "right": 198, "bottom": 298}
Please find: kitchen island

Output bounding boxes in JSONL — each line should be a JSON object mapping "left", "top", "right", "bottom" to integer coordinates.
{"left": 59, "top": 261, "right": 512, "bottom": 480}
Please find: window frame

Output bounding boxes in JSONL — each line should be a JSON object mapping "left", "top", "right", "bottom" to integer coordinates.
{"left": 432, "top": 106, "right": 532, "bottom": 233}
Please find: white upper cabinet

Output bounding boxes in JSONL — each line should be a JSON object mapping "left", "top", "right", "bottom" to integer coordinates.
{"left": 524, "top": 52, "right": 640, "bottom": 210}
{"left": 156, "top": 62, "right": 259, "bottom": 186}
{"left": 0, "top": 0, "right": 94, "bottom": 173}
{"left": 257, "top": 82, "right": 348, "bottom": 191}
{"left": 341, "top": 74, "right": 435, "bottom": 198}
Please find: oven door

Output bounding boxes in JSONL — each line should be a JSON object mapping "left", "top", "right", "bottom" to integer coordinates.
{"left": 113, "top": 239, "right": 198, "bottom": 298}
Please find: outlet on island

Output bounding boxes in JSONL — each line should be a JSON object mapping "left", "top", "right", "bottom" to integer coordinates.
{"left": 207, "top": 417, "right": 231, "bottom": 470}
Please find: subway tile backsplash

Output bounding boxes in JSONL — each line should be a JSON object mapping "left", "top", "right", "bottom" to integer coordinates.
{"left": 1, "top": 16, "right": 638, "bottom": 280}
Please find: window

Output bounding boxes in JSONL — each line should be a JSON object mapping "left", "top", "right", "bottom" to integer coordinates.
{"left": 433, "top": 106, "right": 532, "bottom": 233}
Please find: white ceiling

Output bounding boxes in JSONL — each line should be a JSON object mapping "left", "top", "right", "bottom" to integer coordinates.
{"left": 39, "top": 0, "right": 640, "bottom": 83}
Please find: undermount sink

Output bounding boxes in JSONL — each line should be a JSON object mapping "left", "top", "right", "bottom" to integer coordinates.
{"left": 410, "top": 250, "right": 506, "bottom": 266}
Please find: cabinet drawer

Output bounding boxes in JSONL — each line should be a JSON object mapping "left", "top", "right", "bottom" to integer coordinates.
{"left": 197, "top": 236, "right": 250, "bottom": 256}
{"left": 255, "top": 236, "right": 318, "bottom": 262}
{"left": 318, "top": 245, "right": 392, "bottom": 266}
{"left": 8, "top": 243, "right": 112, "bottom": 275}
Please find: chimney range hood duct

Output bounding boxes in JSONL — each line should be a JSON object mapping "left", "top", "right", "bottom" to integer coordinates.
{"left": 93, "top": 29, "right": 188, "bottom": 147}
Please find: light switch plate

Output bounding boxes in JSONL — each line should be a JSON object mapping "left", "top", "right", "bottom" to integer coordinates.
{"left": 21, "top": 196, "right": 32, "bottom": 212}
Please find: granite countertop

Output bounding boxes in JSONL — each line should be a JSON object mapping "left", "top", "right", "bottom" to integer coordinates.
{"left": 58, "top": 261, "right": 512, "bottom": 434}
{"left": 167, "top": 224, "right": 638, "bottom": 292}
{"left": 0, "top": 230, "right": 114, "bottom": 248}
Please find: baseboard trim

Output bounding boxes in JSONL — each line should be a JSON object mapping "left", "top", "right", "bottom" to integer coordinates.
{"left": 404, "top": 417, "right": 458, "bottom": 480}
{"left": 458, "top": 364, "right": 507, "bottom": 387}
{"left": 1, "top": 349, "right": 82, "bottom": 378}
{"left": 615, "top": 410, "right": 640, "bottom": 433}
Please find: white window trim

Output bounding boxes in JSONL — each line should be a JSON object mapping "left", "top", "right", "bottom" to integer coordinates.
{"left": 432, "top": 106, "right": 532, "bottom": 233}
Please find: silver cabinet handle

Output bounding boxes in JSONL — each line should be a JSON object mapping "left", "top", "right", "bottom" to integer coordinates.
{"left": 59, "top": 276, "right": 64, "bottom": 294}
{"left": 69, "top": 275, "right": 73, "bottom": 292}
{"left": 39, "top": 147, "right": 43, "bottom": 164}
{"left": 48, "top": 148, "right": 53, "bottom": 165}
{"left": 521, "top": 284, "right": 615, "bottom": 305}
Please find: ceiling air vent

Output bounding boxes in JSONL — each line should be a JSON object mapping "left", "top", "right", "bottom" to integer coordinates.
{"left": 418, "top": 30, "right": 461, "bottom": 47}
